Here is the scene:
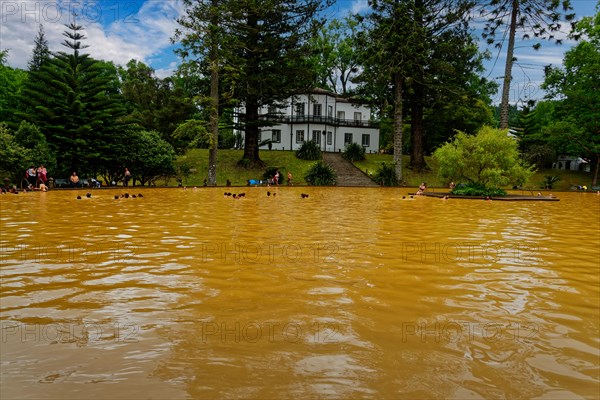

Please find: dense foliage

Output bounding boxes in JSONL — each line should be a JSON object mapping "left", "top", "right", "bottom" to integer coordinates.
{"left": 373, "top": 162, "right": 399, "bottom": 186}
{"left": 304, "top": 161, "right": 337, "bottom": 186}
{"left": 451, "top": 182, "right": 507, "bottom": 197}
{"left": 296, "top": 140, "right": 322, "bottom": 160}
{"left": 0, "top": 4, "right": 596, "bottom": 187}
{"left": 17, "top": 23, "right": 132, "bottom": 177}
{"left": 0, "top": 124, "right": 30, "bottom": 184}
{"left": 541, "top": 6, "right": 600, "bottom": 185}
{"left": 175, "top": 0, "right": 331, "bottom": 167}
{"left": 434, "top": 126, "right": 536, "bottom": 189}
{"left": 343, "top": 142, "right": 366, "bottom": 162}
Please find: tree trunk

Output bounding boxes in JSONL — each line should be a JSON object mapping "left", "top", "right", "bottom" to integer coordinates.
{"left": 500, "top": 0, "right": 518, "bottom": 130}
{"left": 409, "top": 0, "right": 427, "bottom": 172}
{"left": 241, "top": 10, "right": 263, "bottom": 167}
{"left": 593, "top": 154, "right": 599, "bottom": 187}
{"left": 409, "top": 83, "right": 427, "bottom": 172}
{"left": 207, "top": 5, "right": 219, "bottom": 186}
{"left": 393, "top": 72, "right": 403, "bottom": 183}
{"left": 242, "top": 95, "right": 263, "bottom": 166}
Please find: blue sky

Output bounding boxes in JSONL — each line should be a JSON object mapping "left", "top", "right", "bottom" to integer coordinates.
{"left": 1, "top": 0, "right": 597, "bottom": 103}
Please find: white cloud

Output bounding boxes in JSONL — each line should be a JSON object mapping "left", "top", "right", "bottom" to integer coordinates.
{"left": 350, "top": 0, "right": 370, "bottom": 15}
{"left": 155, "top": 61, "right": 178, "bottom": 79}
{"left": 1, "top": 0, "right": 184, "bottom": 74}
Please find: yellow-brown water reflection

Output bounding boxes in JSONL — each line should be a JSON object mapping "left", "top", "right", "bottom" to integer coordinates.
{"left": 1, "top": 188, "right": 598, "bottom": 399}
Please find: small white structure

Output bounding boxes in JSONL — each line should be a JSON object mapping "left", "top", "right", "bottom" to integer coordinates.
{"left": 553, "top": 155, "right": 590, "bottom": 172}
{"left": 238, "top": 88, "right": 380, "bottom": 153}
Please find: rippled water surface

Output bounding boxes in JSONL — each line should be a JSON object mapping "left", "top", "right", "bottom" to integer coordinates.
{"left": 1, "top": 188, "right": 599, "bottom": 399}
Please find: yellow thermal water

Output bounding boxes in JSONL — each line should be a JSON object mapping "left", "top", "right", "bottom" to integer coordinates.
{"left": 1, "top": 188, "right": 599, "bottom": 399}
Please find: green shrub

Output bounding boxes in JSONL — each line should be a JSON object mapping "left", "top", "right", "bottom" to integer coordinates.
{"left": 451, "top": 182, "right": 506, "bottom": 197}
{"left": 373, "top": 162, "right": 398, "bottom": 186}
{"left": 296, "top": 140, "right": 322, "bottom": 160}
{"left": 343, "top": 142, "right": 366, "bottom": 162}
{"left": 543, "top": 175, "right": 560, "bottom": 189}
{"left": 304, "top": 162, "right": 337, "bottom": 186}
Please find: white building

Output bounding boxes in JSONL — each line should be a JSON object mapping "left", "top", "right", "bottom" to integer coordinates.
{"left": 240, "top": 88, "right": 380, "bottom": 153}
{"left": 553, "top": 155, "right": 591, "bottom": 172}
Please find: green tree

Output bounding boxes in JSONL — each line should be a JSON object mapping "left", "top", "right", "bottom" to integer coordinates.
{"left": 0, "top": 59, "right": 27, "bottom": 125}
{"left": 175, "top": 0, "right": 330, "bottom": 167}
{"left": 28, "top": 24, "right": 51, "bottom": 72}
{"left": 541, "top": 5, "right": 600, "bottom": 185}
{"left": 172, "top": 119, "right": 212, "bottom": 150}
{"left": 355, "top": 0, "right": 417, "bottom": 182}
{"left": 309, "top": 17, "right": 360, "bottom": 94}
{"left": 433, "top": 126, "right": 536, "bottom": 188}
{"left": 355, "top": 0, "right": 482, "bottom": 177}
{"left": 480, "top": 0, "right": 575, "bottom": 129}
{"left": 174, "top": 0, "right": 225, "bottom": 185}
{"left": 18, "top": 21, "right": 132, "bottom": 176}
{"left": 0, "top": 124, "right": 30, "bottom": 184}
{"left": 405, "top": 0, "right": 476, "bottom": 172}
{"left": 14, "top": 121, "right": 56, "bottom": 174}
{"left": 126, "top": 130, "right": 176, "bottom": 186}
{"left": 119, "top": 60, "right": 196, "bottom": 148}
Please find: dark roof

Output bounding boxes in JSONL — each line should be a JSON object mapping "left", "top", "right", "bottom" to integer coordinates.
{"left": 300, "top": 88, "right": 370, "bottom": 105}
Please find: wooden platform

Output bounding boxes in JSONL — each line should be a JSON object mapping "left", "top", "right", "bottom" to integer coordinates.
{"left": 418, "top": 192, "right": 560, "bottom": 201}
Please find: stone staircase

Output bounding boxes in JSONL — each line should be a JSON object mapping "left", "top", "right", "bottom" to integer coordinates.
{"left": 322, "top": 152, "right": 379, "bottom": 187}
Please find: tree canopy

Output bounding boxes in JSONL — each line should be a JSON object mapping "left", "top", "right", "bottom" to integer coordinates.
{"left": 434, "top": 126, "right": 536, "bottom": 188}
{"left": 541, "top": 4, "right": 600, "bottom": 185}
{"left": 17, "top": 22, "right": 133, "bottom": 176}
{"left": 479, "top": 0, "right": 575, "bottom": 129}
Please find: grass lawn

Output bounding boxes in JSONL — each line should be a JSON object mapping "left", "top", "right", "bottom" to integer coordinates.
{"left": 174, "top": 149, "right": 317, "bottom": 186}
{"left": 173, "top": 149, "right": 595, "bottom": 191}
{"left": 353, "top": 154, "right": 595, "bottom": 191}
{"left": 354, "top": 154, "right": 443, "bottom": 187}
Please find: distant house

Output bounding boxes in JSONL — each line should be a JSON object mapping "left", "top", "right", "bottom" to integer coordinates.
{"left": 553, "top": 155, "right": 591, "bottom": 172}
{"left": 237, "top": 88, "right": 380, "bottom": 153}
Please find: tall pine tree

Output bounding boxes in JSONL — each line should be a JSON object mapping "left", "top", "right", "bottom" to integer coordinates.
{"left": 28, "top": 24, "right": 50, "bottom": 72}
{"left": 175, "top": 0, "right": 330, "bottom": 167}
{"left": 480, "top": 0, "right": 575, "bottom": 129}
{"left": 18, "top": 21, "right": 132, "bottom": 176}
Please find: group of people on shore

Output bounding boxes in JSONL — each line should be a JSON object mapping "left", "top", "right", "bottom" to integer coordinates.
{"left": 25, "top": 165, "right": 48, "bottom": 191}
{"left": 267, "top": 170, "right": 293, "bottom": 186}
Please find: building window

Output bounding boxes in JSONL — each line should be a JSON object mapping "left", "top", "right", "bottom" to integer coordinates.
{"left": 337, "top": 111, "right": 345, "bottom": 120}
{"left": 296, "top": 130, "right": 305, "bottom": 143}
{"left": 344, "top": 133, "right": 353, "bottom": 145}
{"left": 328, "top": 105, "right": 333, "bottom": 117}
{"left": 327, "top": 131, "right": 332, "bottom": 145}
{"left": 362, "top": 134, "right": 370, "bottom": 147}
{"left": 272, "top": 129, "right": 281, "bottom": 143}
{"left": 295, "top": 103, "right": 305, "bottom": 116}
{"left": 313, "top": 103, "right": 322, "bottom": 117}
{"left": 268, "top": 105, "right": 277, "bottom": 115}
{"left": 312, "top": 130, "right": 321, "bottom": 144}
{"left": 354, "top": 112, "right": 362, "bottom": 122}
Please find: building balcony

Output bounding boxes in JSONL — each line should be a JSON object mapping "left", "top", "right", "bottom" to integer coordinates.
{"left": 256, "top": 114, "right": 379, "bottom": 129}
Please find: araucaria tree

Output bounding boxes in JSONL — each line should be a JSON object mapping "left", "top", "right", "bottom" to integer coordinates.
{"left": 174, "top": 0, "right": 329, "bottom": 167}
{"left": 18, "top": 21, "right": 131, "bottom": 176}
{"left": 356, "top": 0, "right": 477, "bottom": 177}
{"left": 28, "top": 24, "right": 50, "bottom": 72}
{"left": 480, "top": 0, "right": 575, "bottom": 129}
{"left": 355, "top": 0, "right": 418, "bottom": 182}
{"left": 174, "top": 0, "right": 225, "bottom": 184}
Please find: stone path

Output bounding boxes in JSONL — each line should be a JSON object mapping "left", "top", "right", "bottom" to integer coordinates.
{"left": 322, "top": 152, "right": 378, "bottom": 187}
